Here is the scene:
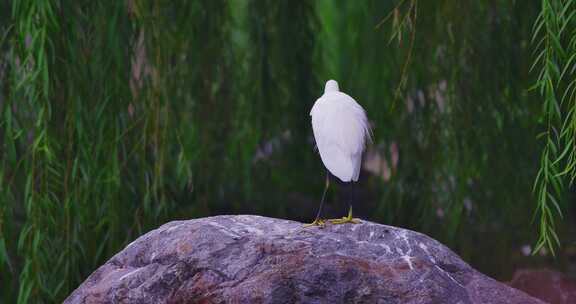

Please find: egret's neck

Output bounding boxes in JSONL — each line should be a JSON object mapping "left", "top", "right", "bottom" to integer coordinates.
{"left": 324, "top": 80, "right": 339, "bottom": 93}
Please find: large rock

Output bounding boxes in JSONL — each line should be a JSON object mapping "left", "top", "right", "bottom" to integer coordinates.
{"left": 64, "top": 215, "right": 544, "bottom": 304}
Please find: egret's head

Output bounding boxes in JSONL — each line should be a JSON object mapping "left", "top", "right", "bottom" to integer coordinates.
{"left": 324, "top": 80, "right": 339, "bottom": 93}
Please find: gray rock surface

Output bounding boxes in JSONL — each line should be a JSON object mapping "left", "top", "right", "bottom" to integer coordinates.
{"left": 64, "top": 215, "right": 544, "bottom": 304}
{"left": 509, "top": 268, "right": 576, "bottom": 304}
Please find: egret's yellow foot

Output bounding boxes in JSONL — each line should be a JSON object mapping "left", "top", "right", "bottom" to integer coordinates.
{"left": 303, "top": 218, "right": 327, "bottom": 228}
{"left": 329, "top": 207, "right": 360, "bottom": 224}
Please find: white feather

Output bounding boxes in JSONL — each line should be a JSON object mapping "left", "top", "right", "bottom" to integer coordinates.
{"left": 310, "top": 80, "right": 371, "bottom": 182}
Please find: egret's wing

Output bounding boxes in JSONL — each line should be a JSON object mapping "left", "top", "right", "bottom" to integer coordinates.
{"left": 311, "top": 93, "right": 370, "bottom": 181}
{"left": 317, "top": 142, "right": 355, "bottom": 181}
{"left": 312, "top": 93, "right": 370, "bottom": 155}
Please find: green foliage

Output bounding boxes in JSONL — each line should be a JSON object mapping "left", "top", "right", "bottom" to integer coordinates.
{"left": 0, "top": 1, "right": 319, "bottom": 302}
{"left": 531, "top": 0, "right": 576, "bottom": 256}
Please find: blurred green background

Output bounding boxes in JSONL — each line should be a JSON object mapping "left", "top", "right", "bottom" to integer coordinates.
{"left": 1, "top": 1, "right": 575, "bottom": 303}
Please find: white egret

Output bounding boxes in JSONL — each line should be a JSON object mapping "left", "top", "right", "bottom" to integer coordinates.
{"left": 305, "top": 80, "right": 372, "bottom": 227}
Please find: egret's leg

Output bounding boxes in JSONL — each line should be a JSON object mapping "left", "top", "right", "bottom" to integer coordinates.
{"left": 330, "top": 183, "right": 360, "bottom": 224}
{"left": 304, "top": 172, "right": 330, "bottom": 228}
{"left": 329, "top": 205, "right": 360, "bottom": 224}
